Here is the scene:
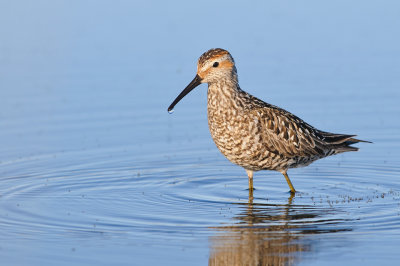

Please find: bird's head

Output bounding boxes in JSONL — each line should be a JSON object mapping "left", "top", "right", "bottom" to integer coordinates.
{"left": 168, "top": 48, "right": 236, "bottom": 113}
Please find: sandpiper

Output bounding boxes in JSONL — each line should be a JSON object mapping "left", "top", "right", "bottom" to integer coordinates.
{"left": 168, "top": 48, "right": 368, "bottom": 193}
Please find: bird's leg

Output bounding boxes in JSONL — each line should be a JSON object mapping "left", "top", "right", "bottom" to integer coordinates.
{"left": 287, "top": 192, "right": 295, "bottom": 205}
{"left": 281, "top": 170, "right": 296, "bottom": 193}
{"left": 245, "top": 169, "right": 254, "bottom": 192}
{"left": 248, "top": 188, "right": 254, "bottom": 204}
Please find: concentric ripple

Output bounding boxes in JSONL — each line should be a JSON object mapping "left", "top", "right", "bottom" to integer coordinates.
{"left": 1, "top": 144, "right": 400, "bottom": 266}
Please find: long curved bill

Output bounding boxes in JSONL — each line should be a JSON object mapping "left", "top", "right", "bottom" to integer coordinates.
{"left": 168, "top": 74, "right": 202, "bottom": 113}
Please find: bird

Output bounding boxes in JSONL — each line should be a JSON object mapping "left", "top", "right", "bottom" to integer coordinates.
{"left": 168, "top": 48, "right": 369, "bottom": 194}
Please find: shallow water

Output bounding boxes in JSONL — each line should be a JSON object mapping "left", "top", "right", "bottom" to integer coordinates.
{"left": 1, "top": 1, "right": 400, "bottom": 265}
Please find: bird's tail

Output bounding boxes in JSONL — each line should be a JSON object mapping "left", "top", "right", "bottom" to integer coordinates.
{"left": 318, "top": 132, "right": 371, "bottom": 154}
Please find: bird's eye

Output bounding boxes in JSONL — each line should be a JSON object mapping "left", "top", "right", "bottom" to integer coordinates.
{"left": 213, "top": 62, "right": 219, "bottom": 68}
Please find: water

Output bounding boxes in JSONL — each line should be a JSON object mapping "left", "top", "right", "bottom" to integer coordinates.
{"left": 1, "top": 1, "right": 400, "bottom": 265}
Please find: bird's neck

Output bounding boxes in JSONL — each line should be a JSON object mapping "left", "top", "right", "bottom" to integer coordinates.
{"left": 207, "top": 75, "right": 242, "bottom": 112}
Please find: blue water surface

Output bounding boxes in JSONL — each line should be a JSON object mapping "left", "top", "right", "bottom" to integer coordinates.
{"left": 1, "top": 1, "right": 400, "bottom": 265}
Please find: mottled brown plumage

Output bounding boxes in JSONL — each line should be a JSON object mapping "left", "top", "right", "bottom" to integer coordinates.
{"left": 168, "top": 48, "right": 369, "bottom": 193}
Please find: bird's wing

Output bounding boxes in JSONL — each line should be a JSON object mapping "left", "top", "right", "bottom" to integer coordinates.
{"left": 251, "top": 107, "right": 327, "bottom": 157}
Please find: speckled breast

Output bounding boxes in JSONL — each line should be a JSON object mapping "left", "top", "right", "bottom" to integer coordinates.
{"left": 206, "top": 84, "right": 283, "bottom": 171}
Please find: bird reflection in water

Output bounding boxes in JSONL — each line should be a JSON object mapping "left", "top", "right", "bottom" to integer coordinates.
{"left": 209, "top": 191, "right": 351, "bottom": 266}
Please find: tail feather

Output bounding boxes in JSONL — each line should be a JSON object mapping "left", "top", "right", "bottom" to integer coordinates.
{"left": 317, "top": 131, "right": 371, "bottom": 154}
{"left": 334, "top": 145, "right": 359, "bottom": 154}
{"left": 345, "top": 138, "right": 372, "bottom": 144}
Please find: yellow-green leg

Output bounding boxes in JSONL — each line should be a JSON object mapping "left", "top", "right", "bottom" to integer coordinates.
{"left": 281, "top": 170, "right": 296, "bottom": 193}
{"left": 245, "top": 169, "right": 254, "bottom": 191}
{"left": 248, "top": 189, "right": 254, "bottom": 204}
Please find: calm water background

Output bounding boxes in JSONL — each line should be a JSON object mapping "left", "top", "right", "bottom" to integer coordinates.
{"left": 1, "top": 1, "right": 400, "bottom": 265}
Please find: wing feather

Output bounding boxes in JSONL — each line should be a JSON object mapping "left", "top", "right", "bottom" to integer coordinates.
{"left": 239, "top": 89, "right": 367, "bottom": 160}
{"left": 251, "top": 107, "right": 327, "bottom": 158}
